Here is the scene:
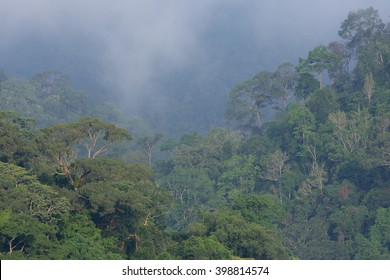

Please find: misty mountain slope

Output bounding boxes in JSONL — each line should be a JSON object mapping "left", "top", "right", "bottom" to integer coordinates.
{"left": 3, "top": 1, "right": 389, "bottom": 135}
{"left": 0, "top": 3, "right": 390, "bottom": 261}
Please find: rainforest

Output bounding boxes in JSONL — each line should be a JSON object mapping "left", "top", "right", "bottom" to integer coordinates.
{"left": 0, "top": 5, "right": 389, "bottom": 260}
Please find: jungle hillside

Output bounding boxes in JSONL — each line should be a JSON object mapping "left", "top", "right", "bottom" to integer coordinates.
{"left": 0, "top": 6, "right": 390, "bottom": 260}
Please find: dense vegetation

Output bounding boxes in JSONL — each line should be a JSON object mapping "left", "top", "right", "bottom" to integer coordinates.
{"left": 1, "top": 7, "right": 389, "bottom": 259}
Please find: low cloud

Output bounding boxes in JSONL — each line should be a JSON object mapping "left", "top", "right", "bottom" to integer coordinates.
{"left": 1, "top": 0, "right": 389, "bottom": 115}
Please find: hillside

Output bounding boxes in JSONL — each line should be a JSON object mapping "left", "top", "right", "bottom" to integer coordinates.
{"left": 0, "top": 7, "right": 389, "bottom": 260}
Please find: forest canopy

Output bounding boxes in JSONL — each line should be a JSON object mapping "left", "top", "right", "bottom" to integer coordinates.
{"left": 0, "top": 7, "right": 389, "bottom": 260}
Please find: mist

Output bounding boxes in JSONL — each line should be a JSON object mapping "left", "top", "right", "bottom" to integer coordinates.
{"left": 1, "top": 0, "right": 389, "bottom": 132}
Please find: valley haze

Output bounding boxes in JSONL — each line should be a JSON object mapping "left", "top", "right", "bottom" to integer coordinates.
{"left": 1, "top": 0, "right": 389, "bottom": 132}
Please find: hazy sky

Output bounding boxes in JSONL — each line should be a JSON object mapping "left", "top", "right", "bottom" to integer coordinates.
{"left": 1, "top": 0, "right": 389, "bottom": 118}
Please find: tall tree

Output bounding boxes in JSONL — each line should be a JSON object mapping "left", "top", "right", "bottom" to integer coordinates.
{"left": 225, "top": 71, "right": 276, "bottom": 131}
{"left": 36, "top": 117, "right": 131, "bottom": 191}
{"left": 273, "top": 63, "right": 297, "bottom": 109}
{"left": 261, "top": 150, "right": 289, "bottom": 201}
{"left": 137, "top": 133, "right": 164, "bottom": 166}
{"left": 0, "top": 162, "right": 70, "bottom": 259}
{"left": 355, "top": 37, "right": 390, "bottom": 89}
{"left": 327, "top": 41, "right": 352, "bottom": 89}
{"left": 363, "top": 72, "right": 375, "bottom": 104}
{"left": 297, "top": 45, "right": 342, "bottom": 88}
{"left": 0, "top": 111, "right": 35, "bottom": 166}
{"left": 328, "top": 110, "right": 371, "bottom": 155}
{"left": 339, "top": 7, "right": 385, "bottom": 56}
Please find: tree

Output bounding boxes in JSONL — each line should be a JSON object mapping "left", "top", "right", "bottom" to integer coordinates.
{"left": 305, "top": 88, "right": 338, "bottom": 124}
{"left": 0, "top": 162, "right": 70, "bottom": 259}
{"left": 354, "top": 207, "right": 390, "bottom": 259}
{"left": 375, "top": 132, "right": 390, "bottom": 169}
{"left": 36, "top": 117, "right": 132, "bottom": 191}
{"left": 79, "top": 174, "right": 171, "bottom": 258}
{"left": 363, "top": 72, "right": 375, "bottom": 104}
{"left": 171, "top": 128, "right": 240, "bottom": 180}
{"left": 260, "top": 150, "right": 289, "bottom": 201}
{"left": 83, "top": 166, "right": 168, "bottom": 256}
{"left": 329, "top": 205, "right": 368, "bottom": 244}
{"left": 31, "top": 71, "right": 87, "bottom": 125}
{"left": 339, "top": 7, "right": 385, "bottom": 56}
{"left": 77, "top": 117, "right": 132, "bottom": 159}
{"left": 297, "top": 45, "right": 342, "bottom": 88}
{"left": 327, "top": 41, "right": 352, "bottom": 90}
{"left": 0, "top": 78, "right": 41, "bottom": 119}
{"left": 232, "top": 193, "right": 286, "bottom": 227}
{"left": 159, "top": 168, "right": 213, "bottom": 230}
{"left": 225, "top": 71, "right": 276, "bottom": 131}
{"left": 0, "top": 111, "right": 35, "bottom": 166}
{"left": 355, "top": 37, "right": 390, "bottom": 89}
{"left": 200, "top": 211, "right": 290, "bottom": 259}
{"left": 0, "top": 162, "right": 70, "bottom": 225}
{"left": 181, "top": 236, "right": 231, "bottom": 260}
{"left": 137, "top": 133, "right": 163, "bottom": 166}
{"left": 0, "top": 212, "right": 56, "bottom": 259}
{"left": 367, "top": 207, "right": 390, "bottom": 258}
{"left": 282, "top": 213, "right": 346, "bottom": 259}
{"left": 328, "top": 110, "right": 371, "bottom": 155}
{"left": 0, "top": 72, "right": 88, "bottom": 127}
{"left": 300, "top": 145, "right": 327, "bottom": 195}
{"left": 73, "top": 157, "right": 152, "bottom": 184}
{"left": 294, "top": 73, "right": 320, "bottom": 100}
{"left": 59, "top": 213, "right": 122, "bottom": 260}
{"left": 218, "top": 155, "right": 259, "bottom": 195}
{"left": 287, "top": 103, "right": 316, "bottom": 146}
{"left": 273, "top": 63, "right": 297, "bottom": 110}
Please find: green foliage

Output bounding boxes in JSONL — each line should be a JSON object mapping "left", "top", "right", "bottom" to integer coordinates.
{"left": 171, "top": 128, "right": 240, "bottom": 180}
{"left": 59, "top": 213, "right": 122, "bottom": 260}
{"left": 0, "top": 212, "right": 57, "bottom": 259}
{"left": 0, "top": 162, "right": 70, "bottom": 225}
{"left": 232, "top": 193, "right": 286, "bottom": 226}
{"left": 225, "top": 71, "right": 274, "bottom": 130}
{"left": 35, "top": 117, "right": 131, "bottom": 190}
{"left": 218, "top": 155, "right": 259, "bottom": 194}
{"left": 1, "top": 7, "right": 390, "bottom": 260}
{"left": 338, "top": 7, "right": 385, "bottom": 54}
{"left": 137, "top": 133, "right": 164, "bottom": 165}
{"left": 305, "top": 88, "right": 338, "bottom": 124}
{"left": 287, "top": 103, "right": 316, "bottom": 147}
{"left": 159, "top": 168, "right": 214, "bottom": 230}
{"left": 34, "top": 72, "right": 87, "bottom": 123}
{"left": 371, "top": 89, "right": 390, "bottom": 116}
{"left": 0, "top": 111, "right": 37, "bottom": 166}
{"left": 181, "top": 236, "right": 231, "bottom": 260}
{"left": 80, "top": 178, "right": 171, "bottom": 256}
{"left": 362, "top": 187, "right": 390, "bottom": 211}
{"left": 329, "top": 205, "right": 369, "bottom": 241}
{"left": 0, "top": 72, "right": 88, "bottom": 127}
{"left": 200, "top": 211, "right": 290, "bottom": 259}
{"left": 356, "top": 40, "right": 390, "bottom": 89}
{"left": 297, "top": 45, "right": 343, "bottom": 88}
{"left": 328, "top": 109, "right": 372, "bottom": 157}
{"left": 327, "top": 41, "right": 352, "bottom": 90}
{"left": 226, "top": 64, "right": 297, "bottom": 131}
{"left": 367, "top": 207, "right": 390, "bottom": 258}
{"left": 272, "top": 62, "right": 297, "bottom": 109}
{"left": 353, "top": 207, "right": 390, "bottom": 259}
{"left": 294, "top": 73, "right": 320, "bottom": 100}
{"left": 75, "top": 157, "right": 151, "bottom": 184}
{"left": 0, "top": 78, "right": 41, "bottom": 118}
{"left": 0, "top": 162, "right": 71, "bottom": 259}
